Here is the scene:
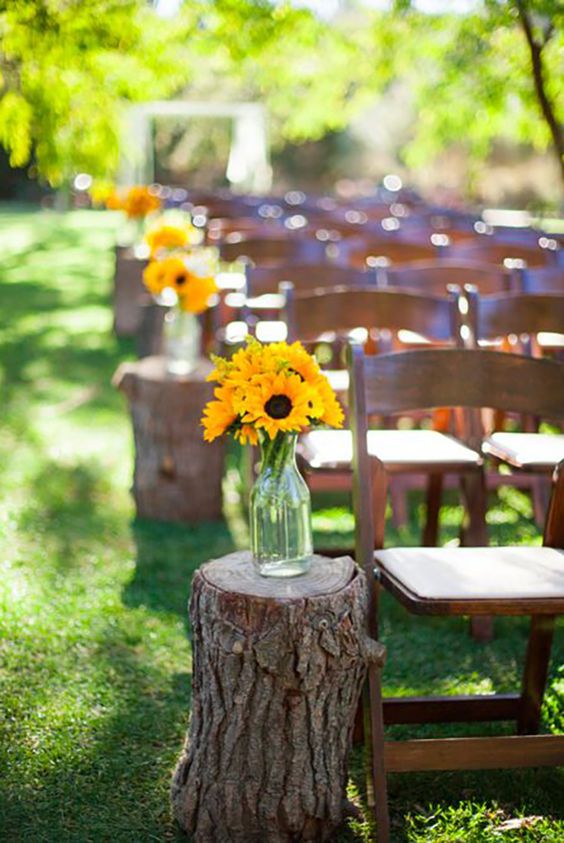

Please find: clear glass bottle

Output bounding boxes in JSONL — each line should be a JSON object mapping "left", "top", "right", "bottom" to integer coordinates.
{"left": 164, "top": 307, "right": 202, "bottom": 376}
{"left": 250, "top": 432, "right": 313, "bottom": 577}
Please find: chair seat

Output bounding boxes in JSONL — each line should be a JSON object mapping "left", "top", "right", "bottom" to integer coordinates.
{"left": 299, "top": 429, "right": 481, "bottom": 472}
{"left": 325, "top": 369, "right": 349, "bottom": 393}
{"left": 375, "top": 546, "right": 564, "bottom": 615}
{"left": 483, "top": 432, "right": 564, "bottom": 470}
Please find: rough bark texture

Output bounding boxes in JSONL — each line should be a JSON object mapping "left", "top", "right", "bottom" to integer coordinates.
{"left": 113, "top": 246, "right": 149, "bottom": 337}
{"left": 172, "top": 552, "right": 384, "bottom": 842}
{"left": 113, "top": 356, "right": 224, "bottom": 522}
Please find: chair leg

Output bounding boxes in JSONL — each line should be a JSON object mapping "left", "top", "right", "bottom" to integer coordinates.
{"left": 469, "top": 614, "right": 494, "bottom": 642}
{"left": 389, "top": 477, "right": 408, "bottom": 529}
{"left": 531, "top": 476, "right": 552, "bottom": 529}
{"left": 459, "top": 471, "right": 493, "bottom": 640}
{"left": 423, "top": 473, "right": 443, "bottom": 546}
{"left": 364, "top": 668, "right": 390, "bottom": 843}
{"left": 459, "top": 471, "right": 488, "bottom": 547}
{"left": 518, "top": 615, "right": 555, "bottom": 735}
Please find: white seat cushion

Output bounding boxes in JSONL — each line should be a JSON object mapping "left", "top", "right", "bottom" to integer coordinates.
{"left": 483, "top": 432, "right": 564, "bottom": 470}
{"left": 375, "top": 546, "right": 564, "bottom": 601}
{"left": 300, "top": 429, "right": 481, "bottom": 471}
{"left": 324, "top": 369, "right": 349, "bottom": 393}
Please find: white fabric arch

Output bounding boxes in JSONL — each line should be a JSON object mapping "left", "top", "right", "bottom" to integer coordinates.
{"left": 119, "top": 101, "right": 272, "bottom": 193}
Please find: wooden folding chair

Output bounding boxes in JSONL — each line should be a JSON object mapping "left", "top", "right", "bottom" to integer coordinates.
{"left": 348, "top": 345, "right": 564, "bottom": 842}
{"left": 447, "top": 239, "right": 559, "bottom": 268}
{"left": 513, "top": 266, "right": 564, "bottom": 295}
{"left": 336, "top": 235, "right": 441, "bottom": 269}
{"left": 285, "top": 286, "right": 486, "bottom": 549}
{"left": 378, "top": 258, "right": 513, "bottom": 296}
{"left": 219, "top": 235, "right": 330, "bottom": 266}
{"left": 464, "top": 289, "right": 564, "bottom": 522}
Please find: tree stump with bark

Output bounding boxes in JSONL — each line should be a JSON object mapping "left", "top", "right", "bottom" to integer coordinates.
{"left": 171, "top": 552, "right": 385, "bottom": 842}
{"left": 113, "top": 245, "right": 149, "bottom": 337}
{"left": 113, "top": 356, "right": 223, "bottom": 522}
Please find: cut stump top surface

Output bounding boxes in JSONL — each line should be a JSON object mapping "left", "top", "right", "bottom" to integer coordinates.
{"left": 202, "top": 551, "right": 356, "bottom": 600}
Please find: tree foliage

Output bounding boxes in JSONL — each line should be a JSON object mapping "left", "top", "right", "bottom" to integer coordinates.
{"left": 384, "top": 1, "right": 563, "bottom": 181}
{"left": 0, "top": 0, "right": 196, "bottom": 184}
{"left": 0, "top": 0, "right": 562, "bottom": 187}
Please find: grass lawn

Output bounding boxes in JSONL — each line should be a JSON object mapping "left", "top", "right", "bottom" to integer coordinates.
{"left": 0, "top": 206, "right": 562, "bottom": 842}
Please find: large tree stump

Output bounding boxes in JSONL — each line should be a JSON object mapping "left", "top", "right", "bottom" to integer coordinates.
{"left": 113, "top": 356, "right": 224, "bottom": 522}
{"left": 113, "top": 245, "right": 148, "bottom": 337}
{"left": 171, "top": 552, "right": 384, "bottom": 842}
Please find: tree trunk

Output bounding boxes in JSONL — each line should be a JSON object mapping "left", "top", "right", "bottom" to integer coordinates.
{"left": 516, "top": 1, "right": 564, "bottom": 186}
{"left": 113, "top": 356, "right": 224, "bottom": 522}
{"left": 113, "top": 245, "right": 149, "bottom": 337}
{"left": 171, "top": 552, "right": 385, "bottom": 842}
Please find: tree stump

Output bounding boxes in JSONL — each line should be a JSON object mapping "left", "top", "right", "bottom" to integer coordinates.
{"left": 113, "top": 245, "right": 148, "bottom": 337}
{"left": 113, "top": 356, "right": 224, "bottom": 522}
{"left": 171, "top": 552, "right": 385, "bottom": 842}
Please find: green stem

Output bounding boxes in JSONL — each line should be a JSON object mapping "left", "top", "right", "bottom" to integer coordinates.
{"left": 259, "top": 431, "right": 296, "bottom": 477}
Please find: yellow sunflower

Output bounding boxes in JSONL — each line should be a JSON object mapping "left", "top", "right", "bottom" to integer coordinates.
{"left": 314, "top": 374, "right": 345, "bottom": 428}
{"left": 122, "top": 186, "right": 161, "bottom": 219}
{"left": 270, "top": 340, "right": 321, "bottom": 383}
{"left": 178, "top": 274, "right": 218, "bottom": 314}
{"left": 202, "top": 386, "right": 237, "bottom": 442}
{"left": 145, "top": 224, "right": 192, "bottom": 257}
{"left": 241, "top": 371, "right": 315, "bottom": 439}
{"left": 143, "top": 259, "right": 170, "bottom": 296}
{"left": 221, "top": 341, "right": 275, "bottom": 387}
{"left": 234, "top": 424, "right": 259, "bottom": 446}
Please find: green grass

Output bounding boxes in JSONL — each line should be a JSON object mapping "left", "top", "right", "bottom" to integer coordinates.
{"left": 0, "top": 207, "right": 562, "bottom": 842}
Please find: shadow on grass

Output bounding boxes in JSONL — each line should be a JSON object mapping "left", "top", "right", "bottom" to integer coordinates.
{"left": 0, "top": 627, "right": 193, "bottom": 842}
{"left": 346, "top": 741, "right": 564, "bottom": 843}
{"left": 123, "top": 518, "right": 236, "bottom": 620}
{"left": 17, "top": 459, "right": 128, "bottom": 571}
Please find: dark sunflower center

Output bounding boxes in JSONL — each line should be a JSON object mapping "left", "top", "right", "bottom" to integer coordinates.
{"left": 264, "top": 394, "right": 292, "bottom": 419}
{"left": 175, "top": 273, "right": 187, "bottom": 286}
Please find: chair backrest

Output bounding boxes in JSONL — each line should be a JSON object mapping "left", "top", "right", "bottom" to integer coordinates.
{"left": 245, "top": 264, "right": 377, "bottom": 297}
{"left": 447, "top": 240, "right": 558, "bottom": 268}
{"left": 348, "top": 345, "right": 564, "bottom": 571}
{"left": 380, "top": 259, "right": 512, "bottom": 296}
{"left": 466, "top": 290, "right": 564, "bottom": 341}
{"left": 283, "top": 285, "right": 460, "bottom": 344}
{"left": 207, "top": 217, "right": 285, "bottom": 242}
{"left": 336, "top": 236, "right": 440, "bottom": 269}
{"left": 219, "top": 236, "right": 329, "bottom": 266}
{"left": 513, "top": 266, "right": 564, "bottom": 294}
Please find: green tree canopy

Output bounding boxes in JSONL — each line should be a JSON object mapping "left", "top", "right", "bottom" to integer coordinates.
{"left": 0, "top": 1, "right": 562, "bottom": 189}
{"left": 382, "top": 1, "right": 563, "bottom": 183}
{"left": 0, "top": 0, "right": 196, "bottom": 184}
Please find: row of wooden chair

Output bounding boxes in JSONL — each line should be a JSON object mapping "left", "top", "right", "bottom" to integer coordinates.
{"left": 217, "top": 232, "right": 561, "bottom": 270}
{"left": 277, "top": 285, "right": 564, "bottom": 552}
{"left": 346, "top": 344, "right": 564, "bottom": 841}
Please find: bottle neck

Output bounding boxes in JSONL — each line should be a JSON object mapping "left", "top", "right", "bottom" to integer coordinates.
{"left": 259, "top": 431, "right": 298, "bottom": 475}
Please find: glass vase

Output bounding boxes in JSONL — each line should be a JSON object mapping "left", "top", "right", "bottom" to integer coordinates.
{"left": 164, "top": 307, "right": 202, "bottom": 376}
{"left": 250, "top": 432, "right": 313, "bottom": 577}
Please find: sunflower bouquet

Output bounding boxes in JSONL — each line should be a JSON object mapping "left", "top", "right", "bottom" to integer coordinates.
{"left": 202, "top": 338, "right": 344, "bottom": 445}
{"left": 202, "top": 338, "right": 343, "bottom": 577}
{"left": 120, "top": 186, "right": 162, "bottom": 219}
{"left": 144, "top": 219, "right": 201, "bottom": 259}
{"left": 142, "top": 252, "right": 218, "bottom": 314}
{"left": 142, "top": 247, "right": 218, "bottom": 375}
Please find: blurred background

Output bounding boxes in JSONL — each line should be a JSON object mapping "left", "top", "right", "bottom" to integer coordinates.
{"left": 1, "top": 0, "right": 562, "bottom": 212}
